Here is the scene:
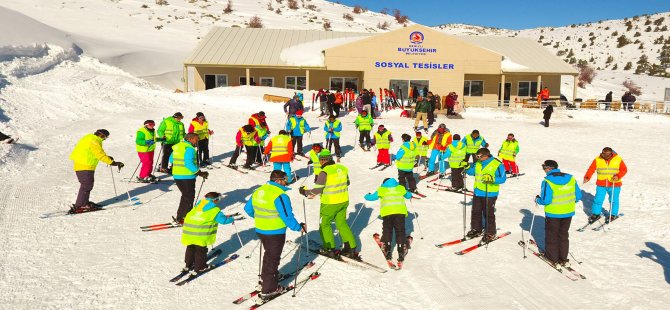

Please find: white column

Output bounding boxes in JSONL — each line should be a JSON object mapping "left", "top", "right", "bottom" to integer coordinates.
{"left": 306, "top": 69, "right": 310, "bottom": 91}
{"left": 500, "top": 74, "right": 506, "bottom": 107}
{"left": 573, "top": 75, "right": 578, "bottom": 102}
{"left": 246, "top": 68, "right": 250, "bottom": 86}
{"left": 536, "top": 75, "right": 542, "bottom": 94}
{"left": 183, "top": 65, "right": 188, "bottom": 92}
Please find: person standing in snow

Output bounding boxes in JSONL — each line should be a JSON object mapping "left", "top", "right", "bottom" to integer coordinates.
{"left": 396, "top": 134, "right": 418, "bottom": 194}
{"left": 188, "top": 112, "right": 214, "bottom": 167}
{"left": 583, "top": 147, "right": 627, "bottom": 223}
{"left": 170, "top": 133, "right": 209, "bottom": 224}
{"left": 283, "top": 95, "right": 304, "bottom": 117}
{"left": 413, "top": 96, "right": 430, "bottom": 133}
{"left": 426, "top": 92, "right": 437, "bottom": 126}
{"left": 372, "top": 125, "right": 393, "bottom": 167}
{"left": 249, "top": 111, "right": 270, "bottom": 164}
{"left": 621, "top": 91, "right": 636, "bottom": 111}
{"left": 264, "top": 130, "right": 296, "bottom": 184}
{"left": 135, "top": 120, "right": 158, "bottom": 183}
{"left": 424, "top": 124, "right": 452, "bottom": 179}
{"left": 228, "top": 125, "right": 261, "bottom": 170}
{"left": 299, "top": 150, "right": 358, "bottom": 258}
{"left": 465, "top": 148, "right": 507, "bottom": 242}
{"left": 463, "top": 130, "right": 489, "bottom": 163}
{"left": 444, "top": 134, "right": 467, "bottom": 191}
{"left": 534, "top": 160, "right": 581, "bottom": 267}
{"left": 354, "top": 110, "right": 374, "bottom": 150}
{"left": 604, "top": 91, "right": 613, "bottom": 110}
{"left": 306, "top": 143, "right": 324, "bottom": 182}
{"left": 333, "top": 90, "right": 344, "bottom": 118}
{"left": 323, "top": 115, "right": 342, "bottom": 160}
{"left": 364, "top": 178, "right": 413, "bottom": 262}
{"left": 540, "top": 86, "right": 550, "bottom": 102}
{"left": 543, "top": 104, "right": 553, "bottom": 127}
{"left": 411, "top": 131, "right": 429, "bottom": 169}
{"left": 360, "top": 89, "right": 372, "bottom": 116}
{"left": 181, "top": 192, "right": 234, "bottom": 275}
{"left": 326, "top": 90, "right": 336, "bottom": 118}
{"left": 285, "top": 110, "right": 310, "bottom": 155}
{"left": 245, "top": 170, "right": 306, "bottom": 300}
{"left": 498, "top": 133, "right": 520, "bottom": 176}
{"left": 69, "top": 129, "right": 124, "bottom": 212}
{"left": 318, "top": 89, "right": 329, "bottom": 117}
{"left": 157, "top": 112, "right": 185, "bottom": 173}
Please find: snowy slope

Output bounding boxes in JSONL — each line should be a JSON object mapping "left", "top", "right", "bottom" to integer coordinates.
{"left": 2, "top": 46, "right": 670, "bottom": 309}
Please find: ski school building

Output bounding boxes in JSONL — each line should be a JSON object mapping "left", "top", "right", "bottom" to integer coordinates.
{"left": 183, "top": 24, "right": 578, "bottom": 107}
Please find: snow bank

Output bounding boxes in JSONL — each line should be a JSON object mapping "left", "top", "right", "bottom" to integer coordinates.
{"left": 501, "top": 57, "right": 528, "bottom": 71}
{"left": 280, "top": 36, "right": 368, "bottom": 67}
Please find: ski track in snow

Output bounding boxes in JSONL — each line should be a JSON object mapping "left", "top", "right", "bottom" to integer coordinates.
{"left": 1, "top": 53, "right": 670, "bottom": 308}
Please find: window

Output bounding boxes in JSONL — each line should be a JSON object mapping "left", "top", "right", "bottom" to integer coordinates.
{"left": 239, "top": 76, "right": 255, "bottom": 85}
{"left": 286, "top": 76, "right": 306, "bottom": 90}
{"left": 463, "top": 80, "right": 484, "bottom": 96}
{"left": 259, "top": 77, "right": 274, "bottom": 87}
{"left": 204, "top": 74, "right": 228, "bottom": 90}
{"left": 329, "top": 77, "right": 359, "bottom": 92}
{"left": 517, "top": 81, "right": 538, "bottom": 97}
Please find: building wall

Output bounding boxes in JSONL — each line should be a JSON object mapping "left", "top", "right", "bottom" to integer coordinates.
{"left": 462, "top": 74, "right": 562, "bottom": 107}
{"left": 193, "top": 67, "right": 363, "bottom": 91}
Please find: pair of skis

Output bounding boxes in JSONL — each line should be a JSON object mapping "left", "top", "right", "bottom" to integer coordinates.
{"left": 232, "top": 261, "right": 317, "bottom": 306}
{"left": 426, "top": 183, "right": 474, "bottom": 196}
{"left": 576, "top": 214, "right": 624, "bottom": 232}
{"left": 140, "top": 212, "right": 243, "bottom": 232}
{"left": 519, "top": 239, "right": 586, "bottom": 281}
{"left": 435, "top": 231, "right": 511, "bottom": 255}
{"left": 168, "top": 249, "right": 239, "bottom": 285}
{"left": 307, "top": 240, "right": 387, "bottom": 273}
{"left": 369, "top": 163, "right": 391, "bottom": 171}
{"left": 372, "top": 233, "right": 413, "bottom": 270}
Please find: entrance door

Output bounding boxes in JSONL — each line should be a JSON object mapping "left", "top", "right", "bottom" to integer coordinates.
{"left": 389, "top": 79, "right": 408, "bottom": 106}
{"left": 498, "top": 82, "right": 511, "bottom": 106}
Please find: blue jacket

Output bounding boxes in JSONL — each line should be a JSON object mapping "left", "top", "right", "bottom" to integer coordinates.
{"left": 169, "top": 144, "right": 198, "bottom": 180}
{"left": 244, "top": 181, "right": 302, "bottom": 235}
{"left": 323, "top": 121, "right": 342, "bottom": 140}
{"left": 443, "top": 139, "right": 463, "bottom": 158}
{"left": 285, "top": 116, "right": 311, "bottom": 137}
{"left": 535, "top": 168, "right": 582, "bottom": 218}
{"left": 196, "top": 198, "right": 235, "bottom": 225}
{"left": 364, "top": 178, "right": 413, "bottom": 201}
{"left": 465, "top": 157, "right": 507, "bottom": 197}
{"left": 395, "top": 141, "right": 414, "bottom": 172}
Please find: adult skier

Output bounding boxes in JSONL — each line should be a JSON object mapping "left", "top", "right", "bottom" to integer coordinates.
{"left": 534, "top": 160, "right": 582, "bottom": 267}
{"left": 245, "top": 170, "right": 306, "bottom": 300}
{"left": 264, "top": 130, "right": 296, "bottom": 184}
{"left": 395, "top": 134, "right": 418, "bottom": 194}
{"left": 371, "top": 125, "right": 393, "bottom": 167}
{"left": 464, "top": 130, "right": 489, "bottom": 163}
{"left": 465, "top": 148, "right": 507, "bottom": 242}
{"left": 583, "top": 147, "right": 627, "bottom": 222}
{"left": 424, "top": 124, "right": 451, "bottom": 178}
{"left": 444, "top": 134, "right": 467, "bottom": 191}
{"left": 181, "top": 192, "right": 234, "bottom": 274}
{"left": 135, "top": 120, "right": 157, "bottom": 183}
{"left": 364, "top": 178, "right": 413, "bottom": 261}
{"left": 228, "top": 125, "right": 261, "bottom": 170}
{"left": 323, "top": 115, "right": 342, "bottom": 160}
{"left": 188, "top": 112, "right": 214, "bottom": 167}
{"left": 354, "top": 109, "right": 374, "bottom": 150}
{"left": 170, "top": 133, "right": 209, "bottom": 224}
{"left": 157, "top": 112, "right": 185, "bottom": 173}
{"left": 413, "top": 96, "right": 430, "bottom": 133}
{"left": 299, "top": 150, "right": 357, "bottom": 258}
{"left": 498, "top": 133, "right": 520, "bottom": 176}
{"left": 285, "top": 110, "right": 310, "bottom": 155}
{"left": 69, "top": 129, "right": 124, "bottom": 212}
{"left": 283, "top": 95, "right": 304, "bottom": 117}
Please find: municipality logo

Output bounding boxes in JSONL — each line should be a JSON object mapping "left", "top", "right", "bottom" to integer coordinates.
{"left": 409, "top": 31, "right": 424, "bottom": 44}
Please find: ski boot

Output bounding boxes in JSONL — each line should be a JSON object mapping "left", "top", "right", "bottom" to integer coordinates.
{"left": 481, "top": 233, "right": 496, "bottom": 243}
{"left": 588, "top": 214, "right": 601, "bottom": 224}
{"left": 260, "top": 285, "right": 288, "bottom": 301}
{"left": 466, "top": 229, "right": 483, "bottom": 239}
{"left": 382, "top": 242, "right": 393, "bottom": 260}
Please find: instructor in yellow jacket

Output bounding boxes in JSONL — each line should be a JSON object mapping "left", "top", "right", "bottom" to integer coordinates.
{"left": 69, "top": 129, "right": 124, "bottom": 212}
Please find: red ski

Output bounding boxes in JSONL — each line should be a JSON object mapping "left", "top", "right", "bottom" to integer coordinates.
{"left": 454, "top": 231, "right": 511, "bottom": 255}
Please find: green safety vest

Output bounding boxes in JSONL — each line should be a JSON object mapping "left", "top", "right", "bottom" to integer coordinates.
{"left": 474, "top": 159, "right": 502, "bottom": 193}
{"left": 181, "top": 199, "right": 220, "bottom": 247}
{"left": 544, "top": 177, "right": 577, "bottom": 216}
{"left": 396, "top": 145, "right": 415, "bottom": 171}
{"left": 191, "top": 120, "right": 209, "bottom": 140}
{"left": 355, "top": 115, "right": 373, "bottom": 131}
{"left": 378, "top": 185, "right": 408, "bottom": 217}
{"left": 411, "top": 136, "right": 429, "bottom": 157}
{"left": 240, "top": 128, "right": 258, "bottom": 146}
{"left": 160, "top": 117, "right": 185, "bottom": 144}
{"left": 324, "top": 120, "right": 341, "bottom": 138}
{"left": 465, "top": 135, "right": 484, "bottom": 154}
{"left": 448, "top": 142, "right": 467, "bottom": 168}
{"left": 499, "top": 140, "right": 518, "bottom": 161}
{"left": 320, "top": 164, "right": 349, "bottom": 205}
{"left": 172, "top": 141, "right": 197, "bottom": 176}
{"left": 136, "top": 126, "right": 156, "bottom": 153}
{"left": 309, "top": 150, "right": 322, "bottom": 175}
{"left": 374, "top": 131, "right": 391, "bottom": 149}
{"left": 252, "top": 184, "right": 286, "bottom": 231}
{"left": 289, "top": 118, "right": 306, "bottom": 134}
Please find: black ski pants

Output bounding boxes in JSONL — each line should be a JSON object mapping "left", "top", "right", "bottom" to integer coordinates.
{"left": 471, "top": 195, "right": 497, "bottom": 235}
{"left": 244, "top": 145, "right": 258, "bottom": 168}
{"left": 381, "top": 214, "right": 407, "bottom": 257}
{"left": 258, "top": 233, "right": 286, "bottom": 294}
{"left": 544, "top": 217, "right": 572, "bottom": 263}
{"left": 326, "top": 139, "right": 341, "bottom": 157}
{"left": 333, "top": 104, "right": 341, "bottom": 118}
{"left": 291, "top": 135, "right": 303, "bottom": 154}
{"left": 359, "top": 130, "right": 371, "bottom": 147}
{"left": 184, "top": 244, "right": 208, "bottom": 272}
{"left": 229, "top": 145, "right": 243, "bottom": 165}
{"left": 398, "top": 170, "right": 417, "bottom": 192}
{"left": 161, "top": 143, "right": 175, "bottom": 170}
{"left": 75, "top": 170, "right": 95, "bottom": 207}
{"left": 544, "top": 118, "right": 550, "bottom": 127}
{"left": 175, "top": 178, "right": 196, "bottom": 221}
{"left": 197, "top": 138, "right": 210, "bottom": 164}
{"left": 451, "top": 167, "right": 464, "bottom": 189}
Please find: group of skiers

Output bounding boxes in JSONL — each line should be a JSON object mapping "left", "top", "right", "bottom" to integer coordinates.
{"left": 65, "top": 95, "right": 628, "bottom": 301}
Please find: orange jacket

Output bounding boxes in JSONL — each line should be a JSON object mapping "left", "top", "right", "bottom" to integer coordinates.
{"left": 583, "top": 154, "right": 627, "bottom": 187}
{"left": 334, "top": 93, "right": 344, "bottom": 104}
{"left": 263, "top": 138, "right": 294, "bottom": 162}
{"left": 540, "top": 89, "right": 550, "bottom": 100}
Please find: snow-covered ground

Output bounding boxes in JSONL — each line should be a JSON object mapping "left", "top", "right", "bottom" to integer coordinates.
{"left": 1, "top": 47, "right": 670, "bottom": 308}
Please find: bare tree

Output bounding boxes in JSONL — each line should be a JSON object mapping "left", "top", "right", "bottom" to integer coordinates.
{"left": 223, "top": 0, "right": 233, "bottom": 14}
{"left": 393, "top": 9, "right": 408, "bottom": 24}
{"left": 323, "top": 21, "right": 331, "bottom": 31}
{"left": 248, "top": 16, "right": 264, "bottom": 28}
{"left": 576, "top": 63, "right": 596, "bottom": 88}
{"left": 287, "top": 0, "right": 298, "bottom": 9}
{"left": 353, "top": 5, "right": 363, "bottom": 14}
{"left": 623, "top": 79, "right": 642, "bottom": 95}
{"left": 343, "top": 13, "right": 353, "bottom": 21}
{"left": 155, "top": 0, "right": 168, "bottom": 5}
{"left": 377, "top": 21, "right": 389, "bottom": 30}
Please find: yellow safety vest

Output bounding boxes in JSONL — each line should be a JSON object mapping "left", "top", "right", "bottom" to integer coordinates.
{"left": 474, "top": 160, "right": 502, "bottom": 193}
{"left": 309, "top": 150, "right": 322, "bottom": 175}
{"left": 499, "top": 140, "right": 518, "bottom": 161}
{"left": 269, "top": 135, "right": 290, "bottom": 159}
{"left": 160, "top": 117, "right": 185, "bottom": 144}
{"left": 136, "top": 126, "right": 156, "bottom": 153}
{"left": 320, "top": 164, "right": 349, "bottom": 205}
{"left": 595, "top": 156, "right": 622, "bottom": 184}
{"left": 252, "top": 184, "right": 287, "bottom": 231}
{"left": 374, "top": 131, "right": 391, "bottom": 149}
{"left": 448, "top": 142, "right": 467, "bottom": 168}
{"left": 411, "top": 136, "right": 429, "bottom": 157}
{"left": 355, "top": 115, "right": 373, "bottom": 131}
{"left": 191, "top": 120, "right": 209, "bottom": 140}
{"left": 396, "top": 145, "right": 415, "bottom": 171}
{"left": 465, "top": 135, "right": 484, "bottom": 154}
{"left": 69, "top": 134, "right": 112, "bottom": 171}
{"left": 289, "top": 118, "right": 306, "bottom": 134}
{"left": 429, "top": 132, "right": 451, "bottom": 150}
{"left": 544, "top": 177, "right": 577, "bottom": 216}
{"left": 172, "top": 141, "right": 197, "bottom": 176}
{"left": 181, "top": 200, "right": 220, "bottom": 247}
{"left": 324, "top": 120, "right": 341, "bottom": 138}
{"left": 378, "top": 185, "right": 408, "bottom": 217}
{"left": 240, "top": 128, "right": 258, "bottom": 146}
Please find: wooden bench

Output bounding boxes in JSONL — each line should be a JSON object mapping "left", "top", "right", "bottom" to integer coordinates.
{"left": 522, "top": 98, "right": 541, "bottom": 108}
{"left": 580, "top": 99, "right": 598, "bottom": 109}
{"left": 610, "top": 101, "right": 622, "bottom": 111}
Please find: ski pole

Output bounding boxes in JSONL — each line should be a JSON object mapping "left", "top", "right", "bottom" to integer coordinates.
{"left": 608, "top": 179, "right": 615, "bottom": 226}
{"left": 128, "top": 161, "right": 141, "bottom": 183}
{"left": 524, "top": 203, "right": 538, "bottom": 258}
{"left": 569, "top": 251, "right": 583, "bottom": 264}
{"left": 303, "top": 198, "right": 310, "bottom": 253}
{"left": 231, "top": 220, "right": 245, "bottom": 249}
{"left": 349, "top": 203, "right": 365, "bottom": 228}
{"left": 245, "top": 239, "right": 260, "bottom": 259}
{"left": 292, "top": 230, "right": 304, "bottom": 298}
{"left": 484, "top": 182, "right": 489, "bottom": 247}
{"left": 462, "top": 169, "right": 467, "bottom": 240}
{"left": 110, "top": 166, "right": 119, "bottom": 200}
{"left": 118, "top": 169, "right": 140, "bottom": 208}
{"left": 194, "top": 178, "right": 206, "bottom": 208}
{"left": 257, "top": 241, "right": 263, "bottom": 284}
{"left": 408, "top": 199, "right": 424, "bottom": 239}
